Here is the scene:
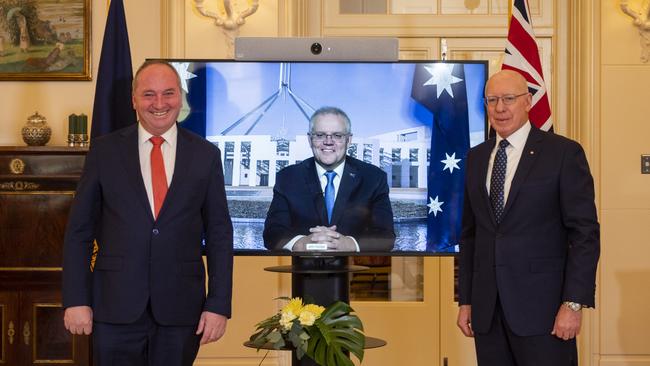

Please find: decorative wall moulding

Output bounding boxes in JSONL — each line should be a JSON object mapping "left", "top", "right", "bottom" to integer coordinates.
{"left": 193, "top": 0, "right": 259, "bottom": 58}
{"left": 620, "top": 0, "right": 650, "bottom": 62}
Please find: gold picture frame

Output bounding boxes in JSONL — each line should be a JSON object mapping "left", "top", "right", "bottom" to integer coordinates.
{"left": 0, "top": 0, "right": 91, "bottom": 81}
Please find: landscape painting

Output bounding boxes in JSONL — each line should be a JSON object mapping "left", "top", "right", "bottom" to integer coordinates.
{"left": 0, "top": 0, "right": 90, "bottom": 80}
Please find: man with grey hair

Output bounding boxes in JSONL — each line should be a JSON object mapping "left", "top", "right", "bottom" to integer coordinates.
{"left": 457, "top": 70, "right": 599, "bottom": 365}
{"left": 263, "top": 106, "right": 395, "bottom": 252}
{"left": 63, "top": 60, "right": 233, "bottom": 365}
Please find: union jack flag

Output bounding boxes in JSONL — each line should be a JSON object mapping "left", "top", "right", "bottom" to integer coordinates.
{"left": 502, "top": 0, "right": 552, "bottom": 131}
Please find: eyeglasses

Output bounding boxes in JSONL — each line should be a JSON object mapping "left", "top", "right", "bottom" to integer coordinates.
{"left": 484, "top": 93, "right": 529, "bottom": 106}
{"left": 309, "top": 132, "right": 350, "bottom": 142}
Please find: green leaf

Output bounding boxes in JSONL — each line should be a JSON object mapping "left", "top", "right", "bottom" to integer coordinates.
{"left": 250, "top": 325, "right": 280, "bottom": 348}
{"left": 253, "top": 313, "right": 281, "bottom": 329}
{"left": 296, "top": 345, "right": 306, "bottom": 360}
{"left": 273, "top": 338, "right": 286, "bottom": 350}
{"left": 288, "top": 328, "right": 308, "bottom": 349}
{"left": 303, "top": 301, "right": 365, "bottom": 366}
{"left": 267, "top": 331, "right": 282, "bottom": 343}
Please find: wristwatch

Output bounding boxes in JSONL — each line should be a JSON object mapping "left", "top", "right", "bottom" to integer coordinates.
{"left": 563, "top": 301, "right": 583, "bottom": 311}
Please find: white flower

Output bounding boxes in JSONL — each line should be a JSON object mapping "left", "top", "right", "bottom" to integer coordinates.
{"left": 280, "top": 311, "right": 297, "bottom": 331}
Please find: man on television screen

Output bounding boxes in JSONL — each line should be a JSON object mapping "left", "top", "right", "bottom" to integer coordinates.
{"left": 263, "top": 106, "right": 395, "bottom": 252}
{"left": 457, "top": 70, "right": 600, "bottom": 365}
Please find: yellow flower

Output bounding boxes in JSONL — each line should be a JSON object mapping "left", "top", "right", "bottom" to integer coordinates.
{"left": 281, "top": 297, "right": 304, "bottom": 317}
{"left": 299, "top": 304, "right": 325, "bottom": 326}
{"left": 279, "top": 297, "right": 304, "bottom": 331}
{"left": 299, "top": 311, "right": 316, "bottom": 326}
{"left": 302, "top": 304, "right": 325, "bottom": 317}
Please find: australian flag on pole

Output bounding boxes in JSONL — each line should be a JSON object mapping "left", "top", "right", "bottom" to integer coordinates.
{"left": 91, "top": 0, "right": 136, "bottom": 139}
{"left": 411, "top": 63, "right": 470, "bottom": 252}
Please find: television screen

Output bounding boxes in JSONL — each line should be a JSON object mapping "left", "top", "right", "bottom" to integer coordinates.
{"left": 166, "top": 60, "right": 488, "bottom": 255}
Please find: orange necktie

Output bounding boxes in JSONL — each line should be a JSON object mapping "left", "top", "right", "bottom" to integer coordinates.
{"left": 150, "top": 136, "right": 168, "bottom": 219}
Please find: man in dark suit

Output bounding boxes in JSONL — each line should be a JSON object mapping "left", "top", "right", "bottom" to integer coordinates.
{"left": 62, "top": 60, "right": 233, "bottom": 366}
{"left": 457, "top": 70, "right": 599, "bottom": 365}
{"left": 263, "top": 107, "right": 395, "bottom": 252}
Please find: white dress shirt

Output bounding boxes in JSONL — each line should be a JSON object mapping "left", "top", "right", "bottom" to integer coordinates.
{"left": 284, "top": 160, "right": 360, "bottom": 251}
{"left": 138, "top": 123, "right": 177, "bottom": 217}
{"left": 314, "top": 161, "right": 345, "bottom": 201}
{"left": 486, "top": 122, "right": 531, "bottom": 205}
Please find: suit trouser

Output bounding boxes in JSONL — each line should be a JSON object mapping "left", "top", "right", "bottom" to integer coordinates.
{"left": 92, "top": 303, "right": 201, "bottom": 366}
{"left": 474, "top": 299, "right": 577, "bottom": 366}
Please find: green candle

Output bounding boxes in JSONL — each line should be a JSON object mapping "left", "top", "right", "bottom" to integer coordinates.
{"left": 79, "top": 114, "right": 88, "bottom": 134}
{"left": 75, "top": 115, "right": 82, "bottom": 136}
{"left": 68, "top": 114, "right": 77, "bottom": 134}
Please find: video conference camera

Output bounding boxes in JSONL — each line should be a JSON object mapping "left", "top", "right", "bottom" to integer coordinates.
{"left": 235, "top": 37, "right": 399, "bottom": 61}
{"left": 310, "top": 42, "right": 323, "bottom": 55}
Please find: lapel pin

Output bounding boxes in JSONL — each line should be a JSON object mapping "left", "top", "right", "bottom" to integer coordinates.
{"left": 529, "top": 150, "right": 535, "bottom": 155}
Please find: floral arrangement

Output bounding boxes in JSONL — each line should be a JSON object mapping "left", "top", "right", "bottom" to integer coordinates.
{"left": 249, "top": 297, "right": 365, "bottom": 366}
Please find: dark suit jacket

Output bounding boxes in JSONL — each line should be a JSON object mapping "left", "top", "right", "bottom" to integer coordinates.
{"left": 458, "top": 125, "right": 599, "bottom": 336}
{"left": 263, "top": 156, "right": 395, "bottom": 252}
{"left": 62, "top": 124, "right": 233, "bottom": 326}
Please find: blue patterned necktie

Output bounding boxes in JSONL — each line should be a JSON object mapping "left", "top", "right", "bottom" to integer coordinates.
{"left": 324, "top": 171, "right": 336, "bottom": 224}
{"left": 490, "top": 139, "right": 509, "bottom": 224}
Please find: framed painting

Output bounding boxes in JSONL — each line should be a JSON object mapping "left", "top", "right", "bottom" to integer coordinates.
{"left": 0, "top": 0, "right": 91, "bottom": 80}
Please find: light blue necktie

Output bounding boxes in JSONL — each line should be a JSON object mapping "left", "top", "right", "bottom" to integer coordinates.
{"left": 324, "top": 171, "right": 336, "bottom": 224}
{"left": 490, "top": 139, "right": 509, "bottom": 224}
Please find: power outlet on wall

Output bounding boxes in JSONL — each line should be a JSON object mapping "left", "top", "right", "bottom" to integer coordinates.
{"left": 642, "top": 155, "right": 650, "bottom": 174}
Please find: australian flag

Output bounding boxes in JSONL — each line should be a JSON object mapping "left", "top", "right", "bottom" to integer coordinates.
{"left": 411, "top": 63, "right": 470, "bottom": 252}
{"left": 91, "top": 0, "right": 136, "bottom": 139}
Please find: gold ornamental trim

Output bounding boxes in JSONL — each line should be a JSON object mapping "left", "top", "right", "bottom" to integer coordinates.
{"left": 0, "top": 267, "right": 62, "bottom": 271}
{"left": 9, "top": 158, "right": 25, "bottom": 175}
{"left": 0, "top": 191, "right": 75, "bottom": 195}
{"left": 8, "top": 319, "right": 15, "bottom": 346}
{"left": 23, "top": 321, "right": 30, "bottom": 346}
{"left": 0, "top": 181, "right": 40, "bottom": 191}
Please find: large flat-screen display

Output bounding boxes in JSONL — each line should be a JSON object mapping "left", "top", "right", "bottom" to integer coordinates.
{"left": 165, "top": 59, "right": 488, "bottom": 255}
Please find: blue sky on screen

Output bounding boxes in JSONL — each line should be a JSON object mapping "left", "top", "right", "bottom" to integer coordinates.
{"left": 203, "top": 62, "right": 485, "bottom": 140}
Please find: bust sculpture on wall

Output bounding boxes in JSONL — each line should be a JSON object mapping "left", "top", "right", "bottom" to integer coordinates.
{"left": 193, "top": 0, "right": 259, "bottom": 58}
{"left": 621, "top": 0, "right": 650, "bottom": 62}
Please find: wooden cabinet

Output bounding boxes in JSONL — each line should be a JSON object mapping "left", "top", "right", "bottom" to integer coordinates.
{"left": 0, "top": 290, "right": 20, "bottom": 365}
{"left": 0, "top": 283, "right": 89, "bottom": 365}
{"left": 0, "top": 147, "right": 89, "bottom": 366}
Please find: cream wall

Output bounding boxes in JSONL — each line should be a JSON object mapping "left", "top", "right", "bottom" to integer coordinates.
{"left": 599, "top": 1, "right": 650, "bottom": 365}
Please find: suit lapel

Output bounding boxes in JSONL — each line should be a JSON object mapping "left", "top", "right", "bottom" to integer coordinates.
{"left": 330, "top": 158, "right": 361, "bottom": 226}
{"left": 477, "top": 139, "right": 498, "bottom": 226}
{"left": 156, "top": 126, "right": 192, "bottom": 220}
{"left": 119, "top": 125, "right": 154, "bottom": 222}
{"left": 501, "top": 127, "right": 544, "bottom": 221}
{"left": 303, "top": 158, "right": 328, "bottom": 224}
